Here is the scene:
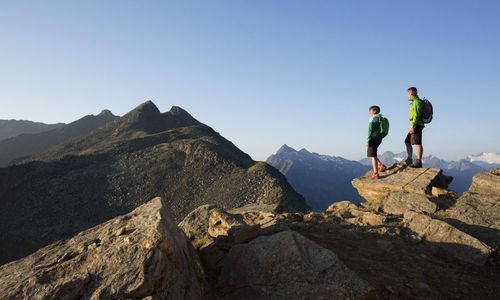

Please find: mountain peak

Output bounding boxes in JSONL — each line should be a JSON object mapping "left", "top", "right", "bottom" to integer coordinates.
{"left": 298, "top": 148, "right": 311, "bottom": 155}
{"left": 276, "top": 144, "right": 297, "bottom": 155}
{"left": 97, "top": 109, "right": 115, "bottom": 117}
{"left": 111, "top": 102, "right": 200, "bottom": 136}
{"left": 132, "top": 100, "right": 161, "bottom": 116}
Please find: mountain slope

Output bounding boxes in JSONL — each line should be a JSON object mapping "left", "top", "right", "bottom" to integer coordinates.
{"left": 0, "top": 110, "right": 118, "bottom": 166}
{"left": 0, "top": 102, "right": 308, "bottom": 265}
{"left": 0, "top": 119, "right": 64, "bottom": 141}
{"left": 266, "top": 145, "right": 368, "bottom": 210}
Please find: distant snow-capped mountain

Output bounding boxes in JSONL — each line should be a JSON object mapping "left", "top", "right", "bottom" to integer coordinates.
{"left": 466, "top": 152, "right": 500, "bottom": 168}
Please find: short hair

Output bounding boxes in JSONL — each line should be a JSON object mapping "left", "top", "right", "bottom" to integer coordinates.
{"left": 408, "top": 87, "right": 418, "bottom": 95}
{"left": 369, "top": 105, "right": 380, "bottom": 114}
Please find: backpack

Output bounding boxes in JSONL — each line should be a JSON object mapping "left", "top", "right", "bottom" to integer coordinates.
{"left": 378, "top": 115, "right": 390, "bottom": 139}
{"left": 422, "top": 98, "right": 433, "bottom": 124}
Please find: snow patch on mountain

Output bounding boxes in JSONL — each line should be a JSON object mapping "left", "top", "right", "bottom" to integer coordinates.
{"left": 467, "top": 152, "right": 500, "bottom": 164}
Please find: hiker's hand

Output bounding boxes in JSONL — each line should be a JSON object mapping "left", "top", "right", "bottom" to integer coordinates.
{"left": 409, "top": 127, "right": 414, "bottom": 134}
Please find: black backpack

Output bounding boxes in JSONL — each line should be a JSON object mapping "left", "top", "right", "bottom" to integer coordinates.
{"left": 422, "top": 98, "right": 433, "bottom": 124}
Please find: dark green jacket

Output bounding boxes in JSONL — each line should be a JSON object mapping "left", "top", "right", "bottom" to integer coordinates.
{"left": 367, "top": 114, "right": 380, "bottom": 142}
{"left": 409, "top": 96, "right": 425, "bottom": 128}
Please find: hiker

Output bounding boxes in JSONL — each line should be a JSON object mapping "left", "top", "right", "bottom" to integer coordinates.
{"left": 404, "top": 87, "right": 425, "bottom": 168}
{"left": 367, "top": 105, "right": 387, "bottom": 179}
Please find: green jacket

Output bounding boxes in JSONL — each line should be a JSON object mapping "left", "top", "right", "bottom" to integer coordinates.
{"left": 409, "top": 96, "right": 425, "bottom": 128}
{"left": 367, "top": 114, "right": 380, "bottom": 143}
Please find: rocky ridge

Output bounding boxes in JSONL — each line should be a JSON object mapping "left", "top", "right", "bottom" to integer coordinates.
{"left": 0, "top": 110, "right": 118, "bottom": 167}
{"left": 1, "top": 166, "right": 500, "bottom": 299}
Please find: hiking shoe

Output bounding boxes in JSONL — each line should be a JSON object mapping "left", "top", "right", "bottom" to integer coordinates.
{"left": 410, "top": 159, "right": 423, "bottom": 168}
{"left": 378, "top": 163, "right": 386, "bottom": 172}
{"left": 370, "top": 172, "right": 380, "bottom": 180}
{"left": 403, "top": 158, "right": 413, "bottom": 166}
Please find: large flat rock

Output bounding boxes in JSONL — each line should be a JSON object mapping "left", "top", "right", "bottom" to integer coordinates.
{"left": 352, "top": 165, "right": 451, "bottom": 204}
{"left": 382, "top": 192, "right": 437, "bottom": 215}
{"left": 218, "top": 230, "right": 373, "bottom": 299}
{"left": 404, "top": 211, "right": 492, "bottom": 266}
{"left": 0, "top": 197, "right": 210, "bottom": 299}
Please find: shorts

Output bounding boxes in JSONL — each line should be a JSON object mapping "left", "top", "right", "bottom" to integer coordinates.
{"left": 367, "top": 138, "right": 382, "bottom": 158}
{"left": 405, "top": 125, "right": 424, "bottom": 145}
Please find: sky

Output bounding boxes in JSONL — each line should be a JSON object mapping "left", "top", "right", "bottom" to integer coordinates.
{"left": 1, "top": 0, "right": 499, "bottom": 161}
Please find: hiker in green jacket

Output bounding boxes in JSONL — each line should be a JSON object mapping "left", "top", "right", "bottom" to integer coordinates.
{"left": 367, "top": 105, "right": 387, "bottom": 179}
{"left": 404, "top": 87, "right": 425, "bottom": 168}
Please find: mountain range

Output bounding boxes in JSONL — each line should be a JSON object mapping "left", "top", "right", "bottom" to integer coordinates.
{"left": 266, "top": 145, "right": 367, "bottom": 210}
{"left": 0, "top": 119, "right": 64, "bottom": 141}
{"left": 0, "top": 101, "right": 308, "bottom": 265}
{"left": 268, "top": 147, "right": 499, "bottom": 210}
{"left": 0, "top": 110, "right": 119, "bottom": 167}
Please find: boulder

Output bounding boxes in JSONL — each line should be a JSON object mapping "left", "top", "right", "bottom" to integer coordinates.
{"left": 468, "top": 171, "right": 500, "bottom": 196}
{"left": 178, "top": 204, "right": 219, "bottom": 248}
{"left": 303, "top": 212, "right": 327, "bottom": 223}
{"left": 217, "top": 230, "right": 373, "bottom": 299}
{"left": 326, "top": 201, "right": 358, "bottom": 216}
{"left": 352, "top": 165, "right": 452, "bottom": 204}
{"left": 404, "top": 211, "right": 492, "bottom": 266}
{"left": 382, "top": 192, "right": 437, "bottom": 215}
{"left": 431, "top": 187, "right": 457, "bottom": 198}
{"left": 441, "top": 171, "right": 500, "bottom": 247}
{"left": 358, "top": 212, "right": 386, "bottom": 226}
{"left": 208, "top": 209, "right": 260, "bottom": 244}
{"left": 0, "top": 197, "right": 210, "bottom": 299}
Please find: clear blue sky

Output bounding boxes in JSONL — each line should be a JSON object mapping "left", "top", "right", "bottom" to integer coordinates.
{"left": 1, "top": 1, "right": 499, "bottom": 161}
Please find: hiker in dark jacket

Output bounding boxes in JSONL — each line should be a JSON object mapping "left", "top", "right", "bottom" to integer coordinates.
{"left": 404, "top": 87, "right": 424, "bottom": 168}
{"left": 367, "top": 105, "right": 387, "bottom": 179}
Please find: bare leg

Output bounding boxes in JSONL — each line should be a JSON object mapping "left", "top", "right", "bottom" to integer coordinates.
{"left": 416, "top": 145, "right": 423, "bottom": 160}
{"left": 405, "top": 133, "right": 413, "bottom": 162}
{"left": 371, "top": 157, "right": 379, "bottom": 174}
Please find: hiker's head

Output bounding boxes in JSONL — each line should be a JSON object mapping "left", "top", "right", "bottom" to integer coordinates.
{"left": 369, "top": 105, "right": 380, "bottom": 116}
{"left": 407, "top": 87, "right": 418, "bottom": 99}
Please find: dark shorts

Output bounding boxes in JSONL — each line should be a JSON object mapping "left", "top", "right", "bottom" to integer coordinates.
{"left": 405, "top": 125, "right": 424, "bottom": 145}
{"left": 367, "top": 138, "right": 382, "bottom": 158}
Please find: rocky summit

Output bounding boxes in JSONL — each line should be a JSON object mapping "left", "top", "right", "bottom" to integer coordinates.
{"left": 352, "top": 164, "right": 494, "bottom": 266}
{"left": 0, "top": 101, "right": 308, "bottom": 265}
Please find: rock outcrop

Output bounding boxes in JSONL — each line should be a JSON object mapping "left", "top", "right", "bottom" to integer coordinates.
{"left": 218, "top": 230, "right": 373, "bottom": 300}
{"left": 178, "top": 201, "right": 500, "bottom": 299}
{"left": 352, "top": 164, "right": 452, "bottom": 205}
{"left": 441, "top": 169, "right": 500, "bottom": 247}
{"left": 350, "top": 166, "right": 496, "bottom": 266}
{"left": 404, "top": 211, "right": 492, "bottom": 266}
{"left": 0, "top": 197, "right": 210, "bottom": 299}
